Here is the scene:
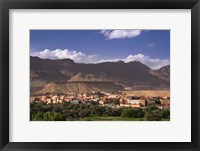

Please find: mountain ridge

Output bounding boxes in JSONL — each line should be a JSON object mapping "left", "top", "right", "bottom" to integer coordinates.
{"left": 30, "top": 56, "right": 170, "bottom": 94}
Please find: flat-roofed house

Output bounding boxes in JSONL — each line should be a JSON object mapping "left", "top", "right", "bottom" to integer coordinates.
{"left": 57, "top": 99, "right": 63, "bottom": 103}
{"left": 127, "top": 99, "right": 140, "bottom": 104}
{"left": 59, "top": 95, "right": 65, "bottom": 100}
{"left": 46, "top": 98, "right": 52, "bottom": 104}
{"left": 147, "top": 100, "right": 155, "bottom": 105}
{"left": 30, "top": 97, "right": 35, "bottom": 103}
{"left": 160, "top": 99, "right": 170, "bottom": 109}
{"left": 130, "top": 104, "right": 141, "bottom": 108}
{"left": 139, "top": 99, "right": 146, "bottom": 106}
{"left": 120, "top": 104, "right": 131, "bottom": 107}
{"left": 40, "top": 95, "right": 46, "bottom": 102}
{"left": 108, "top": 95, "right": 118, "bottom": 99}
{"left": 120, "top": 103, "right": 141, "bottom": 108}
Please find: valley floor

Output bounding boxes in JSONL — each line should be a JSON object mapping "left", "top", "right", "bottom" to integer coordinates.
{"left": 68, "top": 115, "right": 170, "bottom": 121}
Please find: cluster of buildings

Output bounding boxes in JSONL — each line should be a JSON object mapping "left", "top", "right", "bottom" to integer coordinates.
{"left": 31, "top": 93, "right": 97, "bottom": 104}
{"left": 30, "top": 91, "right": 170, "bottom": 110}
{"left": 119, "top": 95, "right": 170, "bottom": 109}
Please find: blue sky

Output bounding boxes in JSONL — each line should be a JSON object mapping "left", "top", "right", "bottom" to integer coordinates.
{"left": 30, "top": 30, "right": 170, "bottom": 69}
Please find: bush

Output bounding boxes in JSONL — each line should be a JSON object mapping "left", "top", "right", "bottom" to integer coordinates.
{"left": 53, "top": 105, "right": 62, "bottom": 112}
{"left": 32, "top": 111, "right": 66, "bottom": 121}
{"left": 162, "top": 109, "right": 170, "bottom": 119}
{"left": 43, "top": 112, "right": 65, "bottom": 121}
{"left": 145, "top": 109, "right": 162, "bottom": 121}
{"left": 113, "top": 99, "right": 120, "bottom": 105}
{"left": 78, "top": 109, "right": 91, "bottom": 118}
{"left": 146, "top": 105, "right": 158, "bottom": 111}
{"left": 105, "top": 107, "right": 113, "bottom": 116}
{"left": 121, "top": 108, "right": 145, "bottom": 118}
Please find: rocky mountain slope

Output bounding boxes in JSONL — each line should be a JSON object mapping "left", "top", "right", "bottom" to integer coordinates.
{"left": 30, "top": 56, "right": 170, "bottom": 94}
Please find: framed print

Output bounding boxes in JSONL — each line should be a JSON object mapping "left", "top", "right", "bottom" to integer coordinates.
{"left": 0, "top": 0, "right": 200, "bottom": 151}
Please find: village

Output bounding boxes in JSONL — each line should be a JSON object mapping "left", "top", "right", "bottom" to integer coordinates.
{"left": 30, "top": 91, "right": 170, "bottom": 110}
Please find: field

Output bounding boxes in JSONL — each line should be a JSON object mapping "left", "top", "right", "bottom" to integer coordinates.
{"left": 123, "top": 90, "right": 170, "bottom": 97}
{"left": 79, "top": 115, "right": 170, "bottom": 121}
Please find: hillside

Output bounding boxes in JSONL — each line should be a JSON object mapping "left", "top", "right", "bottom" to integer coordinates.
{"left": 149, "top": 65, "right": 170, "bottom": 83}
{"left": 38, "top": 81, "right": 124, "bottom": 94}
{"left": 30, "top": 56, "right": 170, "bottom": 94}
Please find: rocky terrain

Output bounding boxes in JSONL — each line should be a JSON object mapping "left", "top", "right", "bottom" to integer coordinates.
{"left": 30, "top": 56, "right": 170, "bottom": 94}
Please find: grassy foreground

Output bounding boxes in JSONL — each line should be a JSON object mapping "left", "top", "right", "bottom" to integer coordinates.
{"left": 77, "top": 115, "right": 169, "bottom": 121}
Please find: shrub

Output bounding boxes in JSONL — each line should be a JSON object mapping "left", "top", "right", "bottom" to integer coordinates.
{"left": 121, "top": 108, "right": 144, "bottom": 118}
{"left": 145, "top": 109, "right": 162, "bottom": 121}
{"left": 162, "top": 109, "right": 170, "bottom": 119}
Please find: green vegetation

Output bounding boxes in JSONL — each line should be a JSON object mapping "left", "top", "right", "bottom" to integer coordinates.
{"left": 30, "top": 102, "right": 170, "bottom": 121}
{"left": 81, "top": 115, "right": 144, "bottom": 121}
{"left": 121, "top": 108, "right": 145, "bottom": 118}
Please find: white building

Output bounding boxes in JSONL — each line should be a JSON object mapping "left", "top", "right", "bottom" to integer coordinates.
{"left": 127, "top": 99, "right": 140, "bottom": 104}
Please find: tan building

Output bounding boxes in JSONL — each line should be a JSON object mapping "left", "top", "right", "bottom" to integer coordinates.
{"left": 160, "top": 99, "right": 170, "bottom": 109}
{"left": 120, "top": 104, "right": 141, "bottom": 108}
{"left": 127, "top": 99, "right": 140, "bottom": 104}
{"left": 139, "top": 99, "right": 146, "bottom": 107}
{"left": 130, "top": 104, "right": 141, "bottom": 108}
{"left": 30, "top": 97, "right": 35, "bottom": 103}
{"left": 46, "top": 98, "right": 52, "bottom": 104}
{"left": 98, "top": 100, "right": 105, "bottom": 106}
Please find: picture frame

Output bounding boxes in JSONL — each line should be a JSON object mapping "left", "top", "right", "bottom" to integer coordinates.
{"left": 0, "top": 0, "right": 200, "bottom": 150}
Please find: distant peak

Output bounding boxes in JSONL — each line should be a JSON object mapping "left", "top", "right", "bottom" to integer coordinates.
{"left": 127, "top": 61, "right": 150, "bottom": 69}
{"left": 128, "top": 60, "right": 144, "bottom": 65}
{"left": 117, "top": 60, "right": 125, "bottom": 63}
{"left": 30, "top": 56, "right": 41, "bottom": 59}
{"left": 128, "top": 60, "right": 139, "bottom": 63}
{"left": 159, "top": 65, "right": 170, "bottom": 70}
{"left": 30, "top": 56, "right": 75, "bottom": 63}
{"left": 58, "top": 58, "right": 75, "bottom": 63}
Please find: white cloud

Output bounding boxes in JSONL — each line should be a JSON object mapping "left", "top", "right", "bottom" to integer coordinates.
{"left": 147, "top": 43, "right": 154, "bottom": 47}
{"left": 97, "top": 54, "right": 169, "bottom": 69}
{"left": 124, "top": 54, "right": 169, "bottom": 69}
{"left": 30, "top": 49, "right": 97, "bottom": 64}
{"left": 100, "top": 30, "right": 142, "bottom": 39}
{"left": 31, "top": 49, "right": 169, "bottom": 69}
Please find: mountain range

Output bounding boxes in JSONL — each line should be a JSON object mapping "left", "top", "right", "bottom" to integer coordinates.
{"left": 30, "top": 56, "right": 170, "bottom": 94}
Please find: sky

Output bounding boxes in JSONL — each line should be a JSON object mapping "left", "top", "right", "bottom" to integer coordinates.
{"left": 30, "top": 30, "right": 170, "bottom": 69}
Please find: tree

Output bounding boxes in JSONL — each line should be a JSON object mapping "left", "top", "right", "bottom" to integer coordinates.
{"left": 146, "top": 105, "right": 158, "bottom": 111}
{"left": 78, "top": 109, "right": 91, "bottom": 118}
{"left": 112, "top": 108, "right": 123, "bottom": 116}
{"left": 145, "top": 109, "right": 162, "bottom": 121}
{"left": 105, "top": 107, "right": 113, "bottom": 116}
{"left": 121, "top": 108, "right": 141, "bottom": 118}
{"left": 31, "top": 111, "right": 44, "bottom": 121}
{"left": 113, "top": 99, "right": 120, "bottom": 106}
{"left": 162, "top": 109, "right": 170, "bottom": 118}
{"left": 137, "top": 109, "right": 145, "bottom": 118}
{"left": 42, "top": 104, "right": 53, "bottom": 112}
{"left": 53, "top": 105, "right": 62, "bottom": 113}
{"left": 42, "top": 112, "right": 65, "bottom": 121}
{"left": 93, "top": 106, "right": 104, "bottom": 116}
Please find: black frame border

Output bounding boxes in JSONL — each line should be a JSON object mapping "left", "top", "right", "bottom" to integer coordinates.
{"left": 0, "top": 0, "right": 200, "bottom": 151}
